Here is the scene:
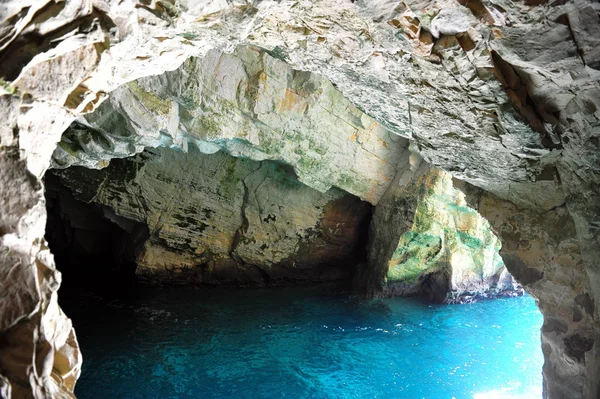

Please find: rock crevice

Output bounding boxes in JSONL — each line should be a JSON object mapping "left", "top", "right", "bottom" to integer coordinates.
{"left": 1, "top": 0, "right": 600, "bottom": 397}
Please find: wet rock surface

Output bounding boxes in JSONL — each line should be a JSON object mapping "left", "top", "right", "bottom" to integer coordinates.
{"left": 49, "top": 147, "right": 371, "bottom": 287}
{"left": 0, "top": 0, "right": 599, "bottom": 397}
{"left": 362, "top": 156, "right": 520, "bottom": 303}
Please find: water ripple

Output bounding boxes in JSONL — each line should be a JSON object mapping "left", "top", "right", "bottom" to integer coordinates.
{"left": 71, "top": 286, "right": 543, "bottom": 399}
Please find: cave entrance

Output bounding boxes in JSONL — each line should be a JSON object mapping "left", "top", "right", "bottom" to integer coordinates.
{"left": 42, "top": 150, "right": 544, "bottom": 399}
{"left": 37, "top": 45, "right": 546, "bottom": 396}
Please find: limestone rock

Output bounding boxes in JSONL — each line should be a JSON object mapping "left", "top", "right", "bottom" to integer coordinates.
{"left": 430, "top": 7, "right": 475, "bottom": 39}
{"left": 567, "top": 5, "right": 600, "bottom": 69}
{"left": 0, "top": 106, "right": 81, "bottom": 398}
{"left": 51, "top": 147, "right": 372, "bottom": 286}
{"left": 458, "top": 181, "right": 597, "bottom": 399}
{"left": 384, "top": 168, "right": 512, "bottom": 302}
{"left": 12, "top": 31, "right": 108, "bottom": 107}
{"left": 50, "top": 46, "right": 407, "bottom": 205}
{"left": 0, "top": 0, "right": 600, "bottom": 397}
{"left": 362, "top": 155, "right": 515, "bottom": 303}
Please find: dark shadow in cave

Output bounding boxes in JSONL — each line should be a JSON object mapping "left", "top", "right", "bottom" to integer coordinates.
{"left": 43, "top": 157, "right": 373, "bottom": 299}
{"left": 44, "top": 172, "right": 149, "bottom": 299}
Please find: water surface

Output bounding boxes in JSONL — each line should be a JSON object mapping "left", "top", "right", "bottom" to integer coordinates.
{"left": 67, "top": 285, "right": 543, "bottom": 399}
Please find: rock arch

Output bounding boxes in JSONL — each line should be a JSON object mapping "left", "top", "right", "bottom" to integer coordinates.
{"left": 1, "top": 1, "right": 598, "bottom": 397}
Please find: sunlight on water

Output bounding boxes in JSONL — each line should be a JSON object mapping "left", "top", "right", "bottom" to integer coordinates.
{"left": 67, "top": 285, "right": 543, "bottom": 399}
{"left": 473, "top": 387, "right": 543, "bottom": 399}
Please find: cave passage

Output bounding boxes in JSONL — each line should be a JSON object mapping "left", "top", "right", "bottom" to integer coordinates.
{"left": 44, "top": 147, "right": 373, "bottom": 294}
{"left": 44, "top": 172, "right": 149, "bottom": 297}
{"left": 42, "top": 149, "right": 544, "bottom": 399}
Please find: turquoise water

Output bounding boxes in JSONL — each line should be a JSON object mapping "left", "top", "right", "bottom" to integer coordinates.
{"left": 69, "top": 285, "right": 543, "bottom": 399}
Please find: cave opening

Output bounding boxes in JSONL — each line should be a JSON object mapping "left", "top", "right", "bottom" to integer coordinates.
{"left": 5, "top": 0, "right": 600, "bottom": 394}
{"left": 28, "top": 38, "right": 547, "bottom": 399}
{"left": 40, "top": 147, "right": 545, "bottom": 399}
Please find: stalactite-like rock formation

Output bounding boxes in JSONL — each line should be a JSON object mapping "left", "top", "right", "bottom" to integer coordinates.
{"left": 1, "top": 0, "right": 599, "bottom": 398}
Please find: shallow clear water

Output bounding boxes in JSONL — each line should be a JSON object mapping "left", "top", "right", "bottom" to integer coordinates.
{"left": 69, "top": 285, "right": 543, "bottom": 399}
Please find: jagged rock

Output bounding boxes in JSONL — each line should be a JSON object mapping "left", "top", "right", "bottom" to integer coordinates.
{"left": 1, "top": 0, "right": 599, "bottom": 397}
{"left": 47, "top": 11, "right": 562, "bottom": 209}
{"left": 361, "top": 153, "right": 515, "bottom": 302}
{"left": 12, "top": 32, "right": 108, "bottom": 107}
{"left": 430, "top": 7, "right": 475, "bottom": 39}
{"left": 458, "top": 181, "right": 598, "bottom": 398}
{"left": 566, "top": 4, "right": 600, "bottom": 70}
{"left": 50, "top": 45, "right": 407, "bottom": 205}
{"left": 0, "top": 146, "right": 81, "bottom": 397}
{"left": 51, "top": 147, "right": 372, "bottom": 286}
{"left": 384, "top": 167, "right": 513, "bottom": 302}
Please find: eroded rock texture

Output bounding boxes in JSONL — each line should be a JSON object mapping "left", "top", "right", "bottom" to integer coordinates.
{"left": 458, "top": 181, "right": 598, "bottom": 398}
{"left": 0, "top": 0, "right": 599, "bottom": 398}
{"left": 364, "top": 161, "right": 516, "bottom": 303}
{"left": 50, "top": 46, "right": 406, "bottom": 205}
{"left": 0, "top": 150, "right": 81, "bottom": 397}
{"left": 50, "top": 147, "right": 371, "bottom": 286}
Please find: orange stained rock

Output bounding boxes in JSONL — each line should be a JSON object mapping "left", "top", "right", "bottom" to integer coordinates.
{"left": 278, "top": 88, "right": 309, "bottom": 113}
{"left": 378, "top": 137, "right": 390, "bottom": 149}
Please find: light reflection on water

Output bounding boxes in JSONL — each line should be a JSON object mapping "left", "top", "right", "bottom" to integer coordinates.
{"left": 68, "top": 285, "right": 543, "bottom": 399}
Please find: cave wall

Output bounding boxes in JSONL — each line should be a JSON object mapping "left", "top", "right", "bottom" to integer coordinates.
{"left": 457, "top": 181, "right": 598, "bottom": 398}
{"left": 363, "top": 156, "right": 516, "bottom": 303}
{"left": 44, "top": 173, "right": 148, "bottom": 294}
{"left": 1, "top": 0, "right": 599, "bottom": 398}
{"left": 50, "top": 45, "right": 408, "bottom": 205}
{"left": 50, "top": 146, "right": 372, "bottom": 287}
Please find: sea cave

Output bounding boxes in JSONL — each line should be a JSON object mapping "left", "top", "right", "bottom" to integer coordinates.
{"left": 1, "top": 1, "right": 599, "bottom": 398}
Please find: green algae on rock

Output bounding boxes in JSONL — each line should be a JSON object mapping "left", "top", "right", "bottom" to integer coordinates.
{"left": 383, "top": 168, "right": 512, "bottom": 302}
{"left": 50, "top": 146, "right": 372, "bottom": 286}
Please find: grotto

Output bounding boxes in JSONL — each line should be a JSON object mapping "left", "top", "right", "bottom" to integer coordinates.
{"left": 1, "top": 0, "right": 599, "bottom": 398}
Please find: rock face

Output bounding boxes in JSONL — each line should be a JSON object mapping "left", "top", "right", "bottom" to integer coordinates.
{"left": 457, "top": 181, "right": 598, "bottom": 398}
{"left": 1, "top": 0, "right": 599, "bottom": 398}
{"left": 50, "top": 147, "right": 372, "bottom": 286}
{"left": 0, "top": 150, "right": 81, "bottom": 397}
{"left": 360, "top": 153, "right": 516, "bottom": 303}
{"left": 50, "top": 45, "right": 407, "bottom": 205}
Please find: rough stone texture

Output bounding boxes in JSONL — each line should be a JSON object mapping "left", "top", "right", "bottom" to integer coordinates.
{"left": 458, "top": 181, "right": 598, "bottom": 399}
{"left": 385, "top": 168, "right": 514, "bottom": 302}
{"left": 50, "top": 45, "right": 407, "bottom": 205}
{"left": 51, "top": 147, "right": 371, "bottom": 286}
{"left": 358, "top": 149, "right": 430, "bottom": 295}
{"left": 0, "top": 0, "right": 599, "bottom": 397}
{"left": 45, "top": 1, "right": 567, "bottom": 210}
{"left": 0, "top": 149, "right": 81, "bottom": 397}
{"left": 361, "top": 152, "right": 516, "bottom": 303}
